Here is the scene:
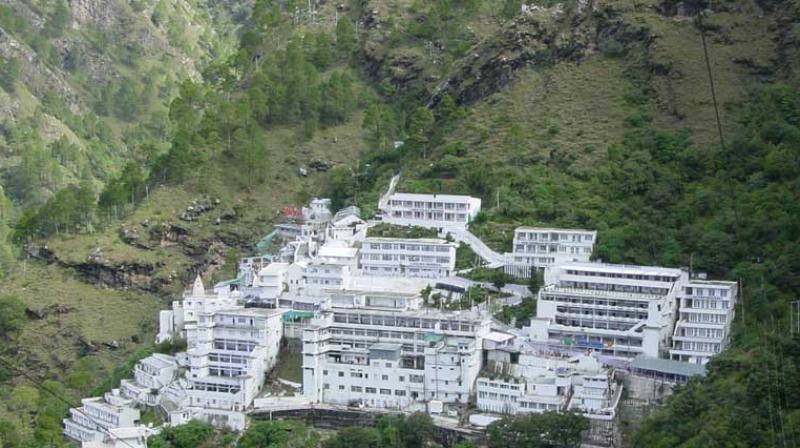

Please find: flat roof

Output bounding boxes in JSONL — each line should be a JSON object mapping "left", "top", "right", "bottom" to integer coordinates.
{"left": 364, "top": 237, "right": 455, "bottom": 245}
{"left": 216, "top": 307, "right": 286, "bottom": 318}
{"left": 686, "top": 279, "right": 738, "bottom": 287}
{"left": 484, "top": 331, "right": 515, "bottom": 343}
{"left": 389, "top": 192, "right": 479, "bottom": 202}
{"left": 516, "top": 227, "right": 597, "bottom": 234}
{"left": 259, "top": 263, "right": 289, "bottom": 275}
{"left": 558, "top": 262, "right": 684, "bottom": 277}
{"left": 630, "top": 356, "right": 707, "bottom": 377}
{"left": 140, "top": 354, "right": 176, "bottom": 369}
{"left": 318, "top": 246, "right": 359, "bottom": 258}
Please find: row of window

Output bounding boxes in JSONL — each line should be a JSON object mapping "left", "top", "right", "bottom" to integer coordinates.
{"left": 477, "top": 380, "right": 521, "bottom": 391}
{"left": 390, "top": 211, "right": 468, "bottom": 221}
{"left": 514, "top": 232, "right": 594, "bottom": 243}
{"left": 323, "top": 384, "right": 408, "bottom": 396}
{"left": 331, "top": 313, "right": 474, "bottom": 332}
{"left": 387, "top": 200, "right": 469, "bottom": 210}
{"left": 361, "top": 254, "right": 451, "bottom": 263}
{"left": 565, "top": 270, "right": 678, "bottom": 283}
{"left": 364, "top": 243, "right": 452, "bottom": 252}
{"left": 513, "top": 244, "right": 592, "bottom": 254}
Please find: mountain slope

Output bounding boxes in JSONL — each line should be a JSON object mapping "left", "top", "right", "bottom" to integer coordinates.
{"left": 0, "top": 0, "right": 798, "bottom": 446}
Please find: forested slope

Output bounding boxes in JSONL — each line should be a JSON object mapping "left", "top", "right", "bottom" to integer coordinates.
{"left": 0, "top": 0, "right": 798, "bottom": 446}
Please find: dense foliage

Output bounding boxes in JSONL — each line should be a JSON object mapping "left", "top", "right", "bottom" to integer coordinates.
{"left": 486, "top": 412, "right": 589, "bottom": 448}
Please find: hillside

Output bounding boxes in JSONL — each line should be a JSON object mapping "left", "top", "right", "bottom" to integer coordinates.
{"left": 0, "top": 0, "right": 798, "bottom": 446}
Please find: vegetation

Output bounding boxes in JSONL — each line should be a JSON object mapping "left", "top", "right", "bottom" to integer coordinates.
{"left": 0, "top": 0, "right": 797, "bottom": 446}
{"left": 487, "top": 412, "right": 589, "bottom": 448}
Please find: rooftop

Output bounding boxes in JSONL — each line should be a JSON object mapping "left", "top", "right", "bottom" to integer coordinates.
{"left": 556, "top": 261, "right": 684, "bottom": 278}
{"left": 364, "top": 237, "right": 456, "bottom": 246}
{"left": 389, "top": 192, "right": 480, "bottom": 203}
{"left": 515, "top": 227, "right": 597, "bottom": 234}
{"left": 630, "top": 355, "right": 707, "bottom": 377}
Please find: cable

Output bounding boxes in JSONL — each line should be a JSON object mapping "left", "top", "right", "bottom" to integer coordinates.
{"left": 0, "top": 356, "right": 140, "bottom": 448}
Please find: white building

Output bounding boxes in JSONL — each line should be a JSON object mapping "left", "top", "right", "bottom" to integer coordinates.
{"left": 359, "top": 237, "right": 457, "bottom": 278}
{"left": 529, "top": 262, "right": 687, "bottom": 358}
{"left": 669, "top": 279, "right": 738, "bottom": 365}
{"left": 185, "top": 307, "right": 285, "bottom": 418}
{"left": 120, "top": 354, "right": 178, "bottom": 406}
{"left": 63, "top": 389, "right": 154, "bottom": 448}
{"left": 477, "top": 336, "right": 619, "bottom": 419}
{"left": 380, "top": 193, "right": 481, "bottom": 229}
{"left": 157, "top": 276, "right": 240, "bottom": 344}
{"left": 327, "top": 206, "right": 367, "bottom": 242}
{"left": 302, "top": 290, "right": 491, "bottom": 411}
{"left": 505, "top": 227, "right": 597, "bottom": 277}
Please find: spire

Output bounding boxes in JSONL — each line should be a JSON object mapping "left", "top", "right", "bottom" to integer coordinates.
{"left": 192, "top": 274, "right": 205, "bottom": 295}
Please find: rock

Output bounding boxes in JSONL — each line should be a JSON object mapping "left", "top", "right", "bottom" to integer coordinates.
{"left": 26, "top": 308, "right": 46, "bottom": 320}
{"left": 103, "top": 340, "right": 120, "bottom": 350}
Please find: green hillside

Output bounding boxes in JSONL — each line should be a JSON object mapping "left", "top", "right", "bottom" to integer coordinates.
{"left": 0, "top": 0, "right": 798, "bottom": 446}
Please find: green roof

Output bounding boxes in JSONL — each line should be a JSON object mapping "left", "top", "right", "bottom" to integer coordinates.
{"left": 630, "top": 356, "right": 707, "bottom": 377}
{"left": 282, "top": 311, "right": 314, "bottom": 321}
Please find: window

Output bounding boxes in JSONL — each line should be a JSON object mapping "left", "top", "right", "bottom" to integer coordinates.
{"left": 380, "top": 389, "right": 391, "bottom": 395}
{"left": 351, "top": 386, "right": 363, "bottom": 392}
{"left": 339, "top": 385, "right": 345, "bottom": 390}
{"left": 395, "top": 390, "right": 406, "bottom": 396}
{"left": 366, "top": 387, "right": 377, "bottom": 394}
{"left": 323, "top": 370, "right": 328, "bottom": 376}
{"left": 398, "top": 376, "right": 405, "bottom": 382}
{"left": 338, "top": 371, "right": 344, "bottom": 377}
{"left": 382, "top": 375, "right": 389, "bottom": 381}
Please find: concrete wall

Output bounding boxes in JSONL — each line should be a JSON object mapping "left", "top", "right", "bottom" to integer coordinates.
{"left": 250, "top": 408, "right": 481, "bottom": 447}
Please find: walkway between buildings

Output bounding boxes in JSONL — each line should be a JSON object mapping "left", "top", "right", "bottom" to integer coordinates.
{"left": 444, "top": 227, "right": 506, "bottom": 269}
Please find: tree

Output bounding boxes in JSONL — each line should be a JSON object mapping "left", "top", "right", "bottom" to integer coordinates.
{"left": 47, "top": 0, "right": 70, "bottom": 37}
{"left": 408, "top": 107, "right": 435, "bottom": 158}
{"left": 0, "top": 419, "right": 21, "bottom": 448}
{"left": 399, "top": 413, "right": 434, "bottom": 448}
{"left": 336, "top": 18, "right": 357, "bottom": 57}
{"left": 323, "top": 427, "right": 382, "bottom": 448}
{"left": 487, "top": 412, "right": 589, "bottom": 448}
{"left": 0, "top": 57, "right": 20, "bottom": 92}
{"left": 528, "top": 270, "right": 542, "bottom": 296}
{"left": 0, "top": 295, "right": 27, "bottom": 339}
{"left": 148, "top": 420, "right": 214, "bottom": 448}
{"left": 238, "top": 420, "right": 318, "bottom": 448}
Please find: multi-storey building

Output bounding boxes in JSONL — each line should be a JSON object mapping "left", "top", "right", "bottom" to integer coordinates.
{"left": 120, "top": 354, "right": 178, "bottom": 406}
{"left": 185, "top": 307, "right": 285, "bottom": 417}
{"left": 359, "top": 237, "right": 457, "bottom": 278}
{"left": 157, "top": 276, "right": 240, "bottom": 344}
{"left": 302, "top": 291, "right": 491, "bottom": 410}
{"left": 669, "top": 279, "right": 738, "bottom": 365}
{"left": 63, "top": 389, "right": 152, "bottom": 447}
{"left": 304, "top": 262, "right": 351, "bottom": 290}
{"left": 477, "top": 339, "right": 617, "bottom": 419}
{"left": 505, "top": 227, "right": 597, "bottom": 277}
{"left": 380, "top": 193, "right": 481, "bottom": 229}
{"left": 529, "top": 262, "right": 687, "bottom": 358}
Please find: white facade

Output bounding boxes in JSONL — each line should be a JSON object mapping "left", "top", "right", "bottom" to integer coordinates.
{"left": 530, "top": 262, "right": 687, "bottom": 358}
{"left": 360, "top": 237, "right": 457, "bottom": 278}
{"left": 302, "top": 291, "right": 491, "bottom": 410}
{"left": 670, "top": 279, "right": 737, "bottom": 365}
{"left": 505, "top": 227, "right": 596, "bottom": 277}
{"left": 304, "top": 262, "right": 351, "bottom": 290}
{"left": 120, "top": 354, "right": 178, "bottom": 406}
{"left": 63, "top": 389, "right": 154, "bottom": 448}
{"left": 380, "top": 193, "right": 481, "bottom": 229}
{"left": 185, "top": 307, "right": 285, "bottom": 416}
